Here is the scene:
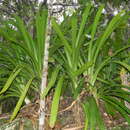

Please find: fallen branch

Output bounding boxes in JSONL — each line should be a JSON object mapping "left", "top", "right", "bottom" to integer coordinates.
{"left": 45, "top": 90, "right": 85, "bottom": 116}
{"left": 62, "top": 125, "right": 84, "bottom": 130}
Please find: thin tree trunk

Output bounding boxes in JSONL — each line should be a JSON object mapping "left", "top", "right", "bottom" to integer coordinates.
{"left": 39, "top": 1, "right": 52, "bottom": 130}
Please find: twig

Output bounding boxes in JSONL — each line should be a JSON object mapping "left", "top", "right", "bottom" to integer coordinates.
{"left": 59, "top": 90, "right": 85, "bottom": 113}
{"left": 58, "top": 99, "right": 77, "bottom": 113}
{"left": 45, "top": 90, "right": 85, "bottom": 116}
{"left": 62, "top": 125, "right": 84, "bottom": 130}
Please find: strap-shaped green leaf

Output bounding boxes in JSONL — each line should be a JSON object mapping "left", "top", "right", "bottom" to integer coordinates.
{"left": 72, "top": 3, "right": 92, "bottom": 70}
{"left": 93, "top": 11, "right": 126, "bottom": 63}
{"left": 83, "top": 97, "right": 106, "bottom": 130}
{"left": 102, "top": 96, "right": 130, "bottom": 125}
{"left": 41, "top": 67, "right": 60, "bottom": 99}
{"left": 36, "top": 8, "right": 48, "bottom": 70}
{"left": 10, "top": 78, "right": 33, "bottom": 121}
{"left": 103, "top": 96, "right": 130, "bottom": 114}
{"left": 52, "top": 19, "right": 72, "bottom": 53}
{"left": 88, "top": 4, "right": 104, "bottom": 62}
{"left": 49, "top": 76, "right": 64, "bottom": 128}
{"left": 82, "top": 102, "right": 90, "bottom": 130}
{"left": 0, "top": 67, "right": 22, "bottom": 95}
{"left": 75, "top": 3, "right": 92, "bottom": 47}
{"left": 108, "top": 92, "right": 130, "bottom": 104}
{"left": 73, "top": 61, "right": 93, "bottom": 77}
{"left": 52, "top": 19, "right": 72, "bottom": 67}
{"left": 114, "top": 61, "right": 130, "bottom": 72}
{"left": 71, "top": 15, "right": 77, "bottom": 47}
{"left": 92, "top": 44, "right": 130, "bottom": 85}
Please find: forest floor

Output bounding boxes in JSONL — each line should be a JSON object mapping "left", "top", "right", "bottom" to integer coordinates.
{"left": 0, "top": 96, "right": 129, "bottom": 130}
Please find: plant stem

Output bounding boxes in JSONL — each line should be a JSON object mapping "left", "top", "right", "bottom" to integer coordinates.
{"left": 39, "top": 4, "right": 52, "bottom": 130}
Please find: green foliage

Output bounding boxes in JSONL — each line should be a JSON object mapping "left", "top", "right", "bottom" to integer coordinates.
{"left": 0, "top": 67, "right": 22, "bottom": 94}
{"left": 41, "top": 66, "right": 60, "bottom": 99}
{"left": 0, "top": 2, "right": 130, "bottom": 130}
{"left": 51, "top": 3, "right": 130, "bottom": 129}
{"left": 0, "top": 7, "right": 48, "bottom": 119}
{"left": 83, "top": 96, "right": 106, "bottom": 130}
{"left": 49, "top": 76, "right": 64, "bottom": 128}
{"left": 10, "top": 78, "right": 34, "bottom": 121}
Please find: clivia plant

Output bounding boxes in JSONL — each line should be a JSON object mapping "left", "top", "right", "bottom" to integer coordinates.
{"left": 0, "top": 2, "right": 130, "bottom": 130}
{"left": 50, "top": 3, "right": 130, "bottom": 129}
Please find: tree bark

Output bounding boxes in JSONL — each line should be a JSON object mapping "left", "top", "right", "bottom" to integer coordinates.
{"left": 39, "top": 1, "right": 52, "bottom": 130}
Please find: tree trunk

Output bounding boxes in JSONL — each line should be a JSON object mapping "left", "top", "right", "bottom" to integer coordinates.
{"left": 39, "top": 1, "right": 52, "bottom": 130}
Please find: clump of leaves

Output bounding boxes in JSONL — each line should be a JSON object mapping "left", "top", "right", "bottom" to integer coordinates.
{"left": 51, "top": 3, "right": 130, "bottom": 129}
